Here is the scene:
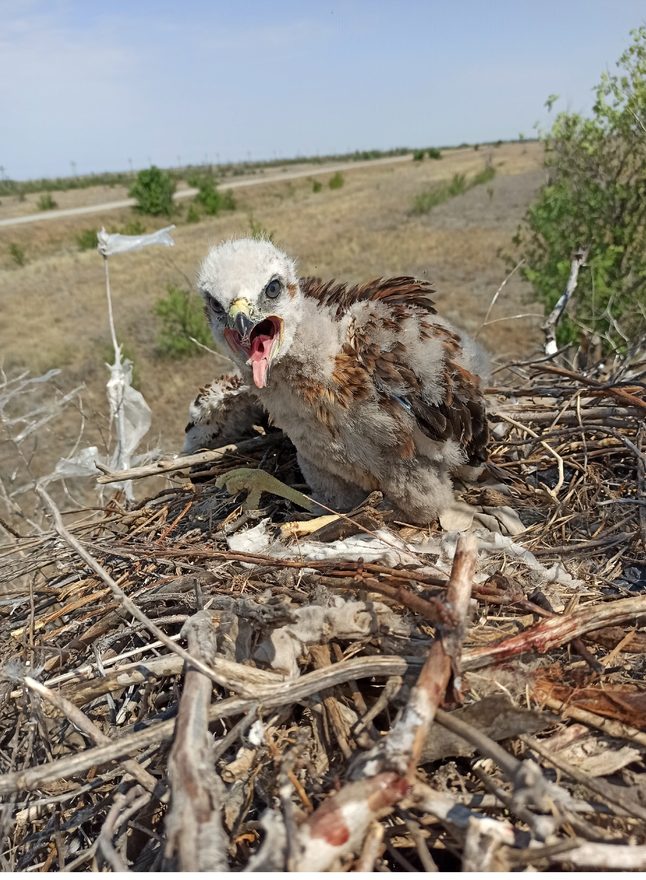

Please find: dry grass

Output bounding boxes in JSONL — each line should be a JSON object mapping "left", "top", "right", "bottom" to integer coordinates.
{"left": 0, "top": 142, "right": 544, "bottom": 463}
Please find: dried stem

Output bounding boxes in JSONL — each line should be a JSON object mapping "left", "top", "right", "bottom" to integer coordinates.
{"left": 23, "top": 676, "right": 157, "bottom": 793}
{"left": 543, "top": 246, "right": 588, "bottom": 356}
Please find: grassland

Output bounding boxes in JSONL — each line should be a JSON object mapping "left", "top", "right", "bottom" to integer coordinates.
{"left": 0, "top": 142, "right": 544, "bottom": 467}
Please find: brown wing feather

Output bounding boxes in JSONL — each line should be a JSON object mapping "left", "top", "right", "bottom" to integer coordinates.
{"left": 406, "top": 360, "right": 489, "bottom": 464}
{"left": 303, "top": 274, "right": 487, "bottom": 463}
{"left": 341, "top": 312, "right": 488, "bottom": 464}
{"left": 300, "top": 276, "right": 436, "bottom": 321}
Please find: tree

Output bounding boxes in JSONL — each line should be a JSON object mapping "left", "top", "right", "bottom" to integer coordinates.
{"left": 129, "top": 166, "right": 176, "bottom": 216}
{"left": 514, "top": 27, "right": 646, "bottom": 352}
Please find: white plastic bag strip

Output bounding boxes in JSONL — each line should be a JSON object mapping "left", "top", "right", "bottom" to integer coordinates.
{"left": 53, "top": 446, "right": 103, "bottom": 479}
{"left": 97, "top": 225, "right": 175, "bottom": 256}
{"left": 13, "top": 385, "right": 84, "bottom": 443}
{"left": 106, "top": 360, "right": 152, "bottom": 470}
{"left": 50, "top": 361, "right": 153, "bottom": 498}
{"left": 104, "top": 359, "right": 152, "bottom": 500}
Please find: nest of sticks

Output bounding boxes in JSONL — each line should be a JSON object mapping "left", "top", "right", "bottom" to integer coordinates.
{"left": 0, "top": 349, "right": 644, "bottom": 872}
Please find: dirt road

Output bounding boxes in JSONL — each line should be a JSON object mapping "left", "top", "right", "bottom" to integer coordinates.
{"left": 0, "top": 152, "right": 429, "bottom": 228}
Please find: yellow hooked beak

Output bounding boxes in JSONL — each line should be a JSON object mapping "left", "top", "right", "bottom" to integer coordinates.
{"left": 227, "top": 298, "right": 256, "bottom": 338}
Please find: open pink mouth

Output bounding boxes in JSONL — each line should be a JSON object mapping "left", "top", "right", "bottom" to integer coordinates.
{"left": 224, "top": 317, "right": 282, "bottom": 389}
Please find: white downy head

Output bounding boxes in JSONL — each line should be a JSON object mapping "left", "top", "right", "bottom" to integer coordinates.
{"left": 198, "top": 238, "right": 302, "bottom": 388}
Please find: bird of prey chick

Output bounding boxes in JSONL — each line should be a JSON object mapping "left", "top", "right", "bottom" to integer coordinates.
{"left": 188, "top": 237, "right": 489, "bottom": 524}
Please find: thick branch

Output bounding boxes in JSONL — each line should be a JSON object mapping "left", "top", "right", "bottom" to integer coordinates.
{"left": 164, "top": 612, "right": 229, "bottom": 871}
{"left": 96, "top": 434, "right": 281, "bottom": 483}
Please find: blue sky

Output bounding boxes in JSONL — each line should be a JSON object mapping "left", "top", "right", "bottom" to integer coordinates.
{"left": 1, "top": 0, "right": 644, "bottom": 179}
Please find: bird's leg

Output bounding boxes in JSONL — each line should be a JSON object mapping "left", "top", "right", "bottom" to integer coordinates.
{"left": 296, "top": 453, "right": 367, "bottom": 511}
{"left": 215, "top": 467, "right": 323, "bottom": 513}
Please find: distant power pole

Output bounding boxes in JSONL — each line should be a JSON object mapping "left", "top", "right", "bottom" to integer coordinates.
{"left": 70, "top": 160, "right": 77, "bottom": 177}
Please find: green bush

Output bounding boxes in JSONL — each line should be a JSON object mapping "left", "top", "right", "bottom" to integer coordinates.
{"left": 119, "top": 219, "right": 146, "bottom": 235}
{"left": 328, "top": 171, "right": 344, "bottom": 190}
{"left": 129, "top": 166, "right": 175, "bottom": 216}
{"left": 186, "top": 171, "right": 207, "bottom": 189}
{"left": 37, "top": 193, "right": 57, "bottom": 210}
{"left": 427, "top": 147, "right": 442, "bottom": 159}
{"left": 412, "top": 186, "right": 450, "bottom": 214}
{"left": 194, "top": 176, "right": 236, "bottom": 215}
{"left": 311, "top": 179, "right": 322, "bottom": 193}
{"left": 76, "top": 229, "right": 98, "bottom": 251}
{"left": 471, "top": 164, "right": 496, "bottom": 187}
{"left": 413, "top": 149, "right": 425, "bottom": 161}
{"left": 186, "top": 203, "right": 201, "bottom": 223}
{"left": 513, "top": 27, "right": 646, "bottom": 350}
{"left": 447, "top": 173, "right": 467, "bottom": 197}
{"left": 155, "top": 285, "right": 212, "bottom": 358}
{"left": 8, "top": 243, "right": 25, "bottom": 266}
{"left": 411, "top": 166, "right": 496, "bottom": 214}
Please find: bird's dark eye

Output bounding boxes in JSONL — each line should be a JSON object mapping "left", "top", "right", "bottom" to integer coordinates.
{"left": 206, "top": 295, "right": 225, "bottom": 319}
{"left": 264, "top": 278, "right": 282, "bottom": 299}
